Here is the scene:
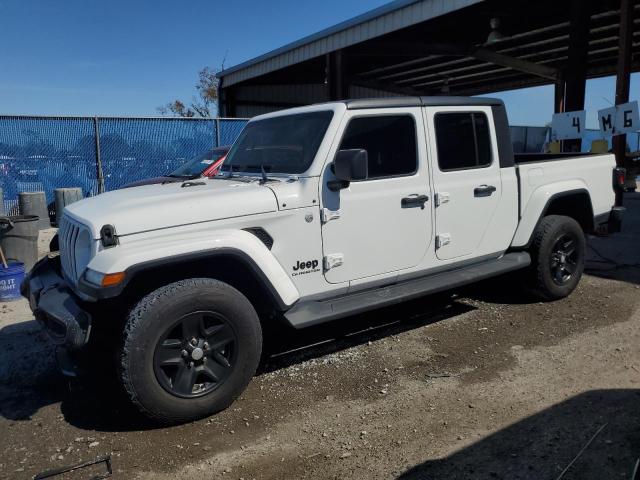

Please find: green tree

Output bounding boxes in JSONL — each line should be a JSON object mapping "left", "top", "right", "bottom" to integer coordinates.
{"left": 158, "top": 67, "right": 219, "bottom": 118}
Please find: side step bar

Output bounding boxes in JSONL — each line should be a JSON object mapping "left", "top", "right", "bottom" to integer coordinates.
{"left": 284, "top": 252, "right": 531, "bottom": 329}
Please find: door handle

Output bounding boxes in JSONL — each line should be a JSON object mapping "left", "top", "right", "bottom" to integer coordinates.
{"left": 401, "top": 194, "right": 429, "bottom": 209}
{"left": 474, "top": 185, "right": 497, "bottom": 197}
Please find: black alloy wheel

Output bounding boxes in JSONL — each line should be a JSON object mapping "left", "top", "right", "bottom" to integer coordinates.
{"left": 153, "top": 310, "right": 238, "bottom": 398}
{"left": 549, "top": 233, "right": 579, "bottom": 285}
{"left": 527, "top": 215, "right": 585, "bottom": 301}
{"left": 120, "top": 278, "right": 262, "bottom": 423}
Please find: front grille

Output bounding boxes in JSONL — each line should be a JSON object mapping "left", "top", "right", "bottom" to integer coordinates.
{"left": 58, "top": 216, "right": 82, "bottom": 282}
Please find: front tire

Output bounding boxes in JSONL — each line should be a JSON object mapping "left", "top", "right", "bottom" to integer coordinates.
{"left": 527, "top": 215, "right": 585, "bottom": 301}
{"left": 119, "top": 278, "right": 262, "bottom": 424}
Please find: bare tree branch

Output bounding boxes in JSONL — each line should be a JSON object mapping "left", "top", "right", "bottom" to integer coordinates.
{"left": 158, "top": 66, "right": 220, "bottom": 118}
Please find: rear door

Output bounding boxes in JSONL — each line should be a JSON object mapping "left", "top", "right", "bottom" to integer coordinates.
{"left": 426, "top": 108, "right": 502, "bottom": 260}
{"left": 320, "top": 108, "right": 432, "bottom": 284}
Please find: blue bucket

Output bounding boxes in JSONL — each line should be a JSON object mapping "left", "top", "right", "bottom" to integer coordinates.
{"left": 0, "top": 261, "right": 25, "bottom": 302}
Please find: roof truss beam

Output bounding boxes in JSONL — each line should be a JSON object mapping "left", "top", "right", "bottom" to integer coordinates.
{"left": 388, "top": 32, "right": 640, "bottom": 86}
{"left": 354, "top": 41, "right": 560, "bottom": 81}
{"left": 469, "top": 47, "right": 559, "bottom": 80}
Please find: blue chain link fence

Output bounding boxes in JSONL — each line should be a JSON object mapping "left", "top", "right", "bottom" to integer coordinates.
{"left": 1, "top": 117, "right": 637, "bottom": 215}
{"left": 0, "top": 116, "right": 248, "bottom": 215}
{"left": 218, "top": 119, "right": 248, "bottom": 147}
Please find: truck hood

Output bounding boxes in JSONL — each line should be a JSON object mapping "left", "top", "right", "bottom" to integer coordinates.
{"left": 65, "top": 178, "right": 278, "bottom": 238}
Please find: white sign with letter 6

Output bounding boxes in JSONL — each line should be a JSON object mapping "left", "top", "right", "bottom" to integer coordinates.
{"left": 598, "top": 101, "right": 639, "bottom": 137}
{"left": 551, "top": 110, "right": 586, "bottom": 140}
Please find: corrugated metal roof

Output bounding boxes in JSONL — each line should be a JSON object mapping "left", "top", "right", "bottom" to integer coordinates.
{"left": 218, "top": 0, "right": 484, "bottom": 87}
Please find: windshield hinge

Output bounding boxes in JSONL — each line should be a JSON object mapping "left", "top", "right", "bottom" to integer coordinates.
{"left": 321, "top": 208, "right": 341, "bottom": 224}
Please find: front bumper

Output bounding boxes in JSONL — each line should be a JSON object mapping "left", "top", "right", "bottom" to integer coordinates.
{"left": 21, "top": 255, "right": 92, "bottom": 349}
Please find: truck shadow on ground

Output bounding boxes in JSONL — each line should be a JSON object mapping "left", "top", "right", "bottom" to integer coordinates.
{"left": 260, "top": 292, "right": 473, "bottom": 374}
{"left": 462, "top": 254, "right": 640, "bottom": 307}
{"left": 0, "top": 293, "right": 475, "bottom": 432}
{"left": 585, "top": 192, "right": 640, "bottom": 286}
{"left": 456, "top": 273, "right": 537, "bottom": 306}
{"left": 585, "top": 245, "right": 640, "bottom": 286}
{"left": 397, "top": 389, "right": 640, "bottom": 480}
{"left": 0, "top": 320, "right": 69, "bottom": 423}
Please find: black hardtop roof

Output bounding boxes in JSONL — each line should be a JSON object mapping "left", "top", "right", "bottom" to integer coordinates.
{"left": 340, "top": 96, "right": 504, "bottom": 110}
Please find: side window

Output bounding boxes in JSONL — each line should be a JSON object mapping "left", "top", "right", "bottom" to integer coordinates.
{"left": 338, "top": 115, "right": 417, "bottom": 179}
{"left": 434, "top": 112, "right": 492, "bottom": 171}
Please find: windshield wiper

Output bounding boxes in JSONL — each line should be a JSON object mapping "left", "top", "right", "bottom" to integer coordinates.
{"left": 167, "top": 173, "right": 197, "bottom": 179}
{"left": 242, "top": 165, "right": 276, "bottom": 173}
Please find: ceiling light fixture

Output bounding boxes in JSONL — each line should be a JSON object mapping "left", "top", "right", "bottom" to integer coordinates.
{"left": 487, "top": 17, "right": 505, "bottom": 44}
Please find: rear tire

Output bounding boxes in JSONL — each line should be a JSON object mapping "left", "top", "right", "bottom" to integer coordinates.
{"left": 526, "top": 215, "right": 585, "bottom": 301}
{"left": 119, "top": 278, "right": 262, "bottom": 424}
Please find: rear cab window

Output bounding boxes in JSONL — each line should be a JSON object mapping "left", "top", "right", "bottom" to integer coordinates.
{"left": 434, "top": 112, "right": 492, "bottom": 171}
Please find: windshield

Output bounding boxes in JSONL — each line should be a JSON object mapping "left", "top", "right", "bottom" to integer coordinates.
{"left": 220, "top": 111, "right": 334, "bottom": 174}
{"left": 169, "top": 148, "right": 228, "bottom": 177}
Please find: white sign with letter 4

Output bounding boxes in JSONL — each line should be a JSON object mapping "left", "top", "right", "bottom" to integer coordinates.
{"left": 598, "top": 101, "right": 639, "bottom": 137}
{"left": 551, "top": 110, "right": 586, "bottom": 140}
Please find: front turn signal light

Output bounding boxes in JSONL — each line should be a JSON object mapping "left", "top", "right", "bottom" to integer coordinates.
{"left": 101, "top": 272, "right": 126, "bottom": 287}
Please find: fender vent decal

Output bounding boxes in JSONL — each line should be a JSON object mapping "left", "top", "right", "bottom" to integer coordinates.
{"left": 243, "top": 227, "right": 274, "bottom": 250}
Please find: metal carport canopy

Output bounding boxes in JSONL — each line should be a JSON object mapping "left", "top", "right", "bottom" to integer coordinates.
{"left": 218, "top": 0, "right": 483, "bottom": 88}
{"left": 217, "top": 0, "right": 639, "bottom": 116}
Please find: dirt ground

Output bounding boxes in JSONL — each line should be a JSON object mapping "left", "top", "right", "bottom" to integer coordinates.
{"left": 1, "top": 196, "right": 639, "bottom": 480}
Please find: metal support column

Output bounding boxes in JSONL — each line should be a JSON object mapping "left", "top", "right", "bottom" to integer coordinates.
{"left": 554, "top": 74, "right": 565, "bottom": 114}
{"left": 327, "top": 50, "right": 349, "bottom": 101}
{"left": 554, "top": 74, "right": 566, "bottom": 152}
{"left": 93, "top": 117, "right": 105, "bottom": 195}
{"left": 563, "top": 0, "right": 591, "bottom": 152}
{"left": 217, "top": 81, "right": 225, "bottom": 118}
{"left": 225, "top": 87, "right": 237, "bottom": 118}
{"left": 613, "top": 0, "right": 634, "bottom": 206}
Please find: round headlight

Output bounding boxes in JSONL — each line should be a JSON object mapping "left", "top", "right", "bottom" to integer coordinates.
{"left": 84, "top": 268, "right": 104, "bottom": 286}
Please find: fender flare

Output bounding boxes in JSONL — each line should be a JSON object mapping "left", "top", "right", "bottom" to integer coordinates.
{"left": 511, "top": 183, "right": 592, "bottom": 248}
{"left": 79, "top": 230, "right": 300, "bottom": 310}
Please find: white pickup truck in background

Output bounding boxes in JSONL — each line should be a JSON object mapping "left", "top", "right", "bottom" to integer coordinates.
{"left": 23, "top": 96, "right": 625, "bottom": 423}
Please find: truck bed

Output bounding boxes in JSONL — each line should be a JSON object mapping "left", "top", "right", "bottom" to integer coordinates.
{"left": 515, "top": 152, "right": 596, "bottom": 163}
{"left": 513, "top": 152, "right": 616, "bottom": 239}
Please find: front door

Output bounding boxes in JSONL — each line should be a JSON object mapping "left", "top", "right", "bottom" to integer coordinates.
{"left": 427, "top": 108, "right": 503, "bottom": 260}
{"left": 320, "top": 108, "right": 432, "bottom": 284}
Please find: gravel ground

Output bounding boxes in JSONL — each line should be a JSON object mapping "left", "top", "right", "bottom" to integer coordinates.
{"left": 1, "top": 198, "right": 639, "bottom": 480}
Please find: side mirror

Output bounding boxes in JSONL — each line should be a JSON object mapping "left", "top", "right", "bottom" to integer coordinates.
{"left": 328, "top": 149, "right": 368, "bottom": 191}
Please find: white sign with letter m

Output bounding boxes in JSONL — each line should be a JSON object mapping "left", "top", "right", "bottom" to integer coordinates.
{"left": 598, "top": 101, "right": 639, "bottom": 137}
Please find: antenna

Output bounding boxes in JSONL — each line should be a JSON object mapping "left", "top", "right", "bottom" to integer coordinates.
{"left": 260, "top": 164, "right": 268, "bottom": 184}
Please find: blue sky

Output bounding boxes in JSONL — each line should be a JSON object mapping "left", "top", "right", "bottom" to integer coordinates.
{"left": 0, "top": 0, "right": 637, "bottom": 127}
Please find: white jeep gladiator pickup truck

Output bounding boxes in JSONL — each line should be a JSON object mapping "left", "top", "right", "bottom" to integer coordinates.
{"left": 23, "top": 96, "right": 625, "bottom": 423}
